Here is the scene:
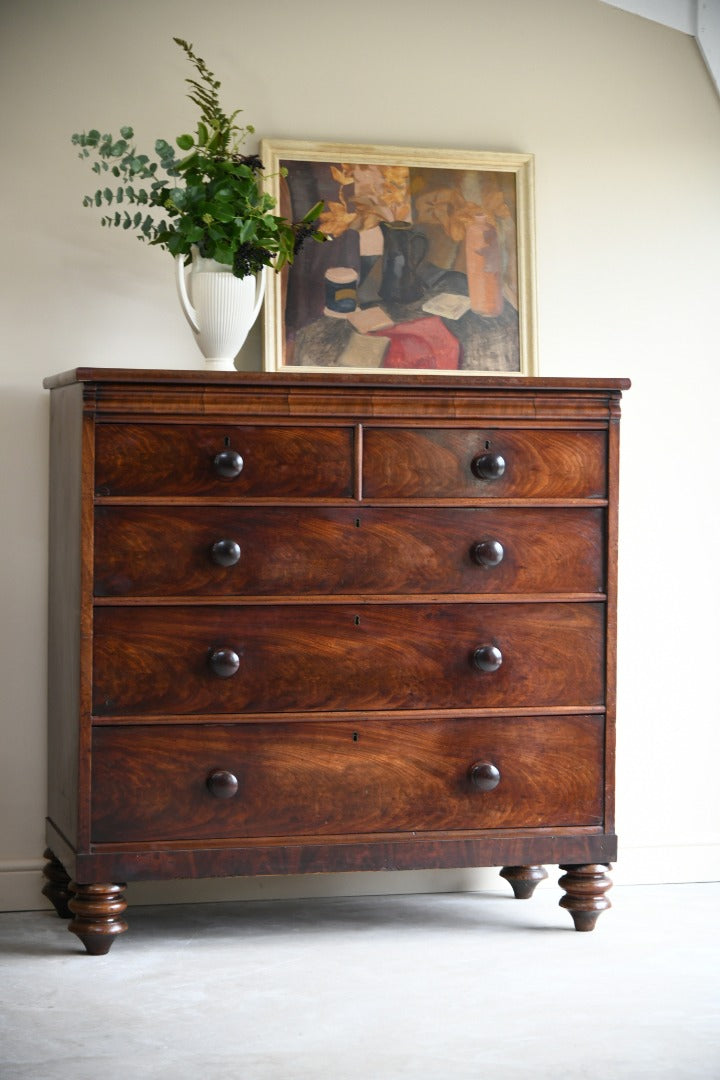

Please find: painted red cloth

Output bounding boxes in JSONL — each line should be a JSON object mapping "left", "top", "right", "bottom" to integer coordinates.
{"left": 371, "top": 315, "right": 460, "bottom": 370}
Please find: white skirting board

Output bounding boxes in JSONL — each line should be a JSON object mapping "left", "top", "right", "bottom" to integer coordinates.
{"left": 2, "top": 846, "right": 720, "bottom": 912}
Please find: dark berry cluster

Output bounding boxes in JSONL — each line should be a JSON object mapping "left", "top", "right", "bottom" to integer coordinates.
{"left": 229, "top": 153, "right": 264, "bottom": 172}
{"left": 292, "top": 222, "right": 315, "bottom": 256}
{"left": 233, "top": 241, "right": 269, "bottom": 277}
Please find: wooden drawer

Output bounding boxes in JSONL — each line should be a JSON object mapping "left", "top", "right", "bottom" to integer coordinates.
{"left": 90, "top": 715, "right": 605, "bottom": 843}
{"left": 94, "top": 423, "right": 354, "bottom": 497}
{"left": 92, "top": 602, "right": 605, "bottom": 715}
{"left": 363, "top": 428, "right": 607, "bottom": 499}
{"left": 94, "top": 505, "right": 605, "bottom": 597}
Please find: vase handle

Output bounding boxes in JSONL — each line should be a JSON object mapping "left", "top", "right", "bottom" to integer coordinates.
{"left": 176, "top": 254, "right": 200, "bottom": 335}
{"left": 251, "top": 267, "right": 266, "bottom": 326}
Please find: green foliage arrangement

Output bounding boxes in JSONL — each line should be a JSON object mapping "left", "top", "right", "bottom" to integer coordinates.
{"left": 71, "top": 38, "right": 325, "bottom": 277}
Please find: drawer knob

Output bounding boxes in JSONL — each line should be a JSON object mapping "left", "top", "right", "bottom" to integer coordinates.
{"left": 208, "top": 647, "right": 240, "bottom": 678}
{"left": 471, "top": 539, "right": 504, "bottom": 568}
{"left": 213, "top": 448, "right": 244, "bottom": 478}
{"left": 469, "top": 761, "right": 501, "bottom": 792}
{"left": 206, "top": 769, "right": 239, "bottom": 799}
{"left": 471, "top": 452, "right": 506, "bottom": 481}
{"left": 472, "top": 644, "right": 503, "bottom": 672}
{"left": 211, "top": 539, "right": 242, "bottom": 567}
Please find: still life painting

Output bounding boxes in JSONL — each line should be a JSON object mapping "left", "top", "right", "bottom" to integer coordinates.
{"left": 262, "top": 141, "right": 536, "bottom": 375}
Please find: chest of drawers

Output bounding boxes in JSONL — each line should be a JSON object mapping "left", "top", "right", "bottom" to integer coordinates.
{"left": 42, "top": 369, "right": 628, "bottom": 954}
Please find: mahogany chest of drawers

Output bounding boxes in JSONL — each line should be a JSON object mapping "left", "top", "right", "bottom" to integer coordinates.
{"left": 42, "top": 369, "right": 628, "bottom": 954}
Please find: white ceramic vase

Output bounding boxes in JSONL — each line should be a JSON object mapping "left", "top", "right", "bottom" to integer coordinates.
{"left": 176, "top": 247, "right": 266, "bottom": 371}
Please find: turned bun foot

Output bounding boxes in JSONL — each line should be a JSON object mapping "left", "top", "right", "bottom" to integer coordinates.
{"left": 500, "top": 865, "right": 548, "bottom": 899}
{"left": 558, "top": 864, "right": 613, "bottom": 931}
{"left": 68, "top": 882, "right": 128, "bottom": 955}
{"left": 41, "top": 849, "right": 74, "bottom": 919}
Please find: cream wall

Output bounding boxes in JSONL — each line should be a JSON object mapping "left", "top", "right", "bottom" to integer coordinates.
{"left": 1, "top": 0, "right": 718, "bottom": 911}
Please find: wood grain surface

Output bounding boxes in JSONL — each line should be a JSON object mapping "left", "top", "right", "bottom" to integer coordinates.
{"left": 92, "top": 602, "right": 605, "bottom": 715}
{"left": 94, "top": 505, "right": 605, "bottom": 597}
{"left": 363, "top": 427, "right": 607, "bottom": 498}
{"left": 94, "top": 423, "right": 354, "bottom": 497}
{"left": 91, "top": 715, "right": 605, "bottom": 842}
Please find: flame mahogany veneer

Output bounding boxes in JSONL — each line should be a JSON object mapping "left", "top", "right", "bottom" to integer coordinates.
{"left": 43, "top": 369, "right": 628, "bottom": 953}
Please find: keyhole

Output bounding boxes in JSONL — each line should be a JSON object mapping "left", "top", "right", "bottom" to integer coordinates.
{"left": 224, "top": 435, "right": 231, "bottom": 448}
{"left": 355, "top": 518, "right": 361, "bottom": 528}
{"left": 485, "top": 440, "right": 491, "bottom": 450}
{"left": 354, "top": 615, "right": 361, "bottom": 626}
{"left": 352, "top": 731, "right": 359, "bottom": 742}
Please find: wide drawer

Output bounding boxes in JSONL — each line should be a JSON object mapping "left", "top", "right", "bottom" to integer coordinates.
{"left": 94, "top": 506, "right": 605, "bottom": 597}
{"left": 94, "top": 424, "right": 354, "bottom": 497}
{"left": 90, "top": 715, "right": 605, "bottom": 843}
{"left": 92, "top": 602, "right": 605, "bottom": 715}
{"left": 362, "top": 428, "right": 607, "bottom": 498}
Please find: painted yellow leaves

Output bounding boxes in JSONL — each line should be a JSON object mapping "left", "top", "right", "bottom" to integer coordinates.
{"left": 319, "top": 162, "right": 512, "bottom": 244}
{"left": 319, "top": 164, "right": 412, "bottom": 236}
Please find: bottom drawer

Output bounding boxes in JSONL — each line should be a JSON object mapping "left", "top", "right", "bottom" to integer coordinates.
{"left": 91, "top": 717, "right": 604, "bottom": 843}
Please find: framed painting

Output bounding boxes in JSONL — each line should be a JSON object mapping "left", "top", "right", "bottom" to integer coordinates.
{"left": 261, "top": 140, "right": 536, "bottom": 375}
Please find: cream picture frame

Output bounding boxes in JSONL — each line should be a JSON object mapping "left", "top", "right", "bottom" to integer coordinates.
{"left": 261, "top": 140, "right": 536, "bottom": 376}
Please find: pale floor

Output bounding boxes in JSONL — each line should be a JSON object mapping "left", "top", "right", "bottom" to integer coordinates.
{"left": 1, "top": 882, "right": 718, "bottom": 1080}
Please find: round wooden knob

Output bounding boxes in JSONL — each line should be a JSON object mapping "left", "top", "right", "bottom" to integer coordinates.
{"left": 213, "top": 448, "right": 244, "bottom": 478}
{"left": 471, "top": 539, "right": 504, "bottom": 568}
{"left": 208, "top": 647, "right": 240, "bottom": 678}
{"left": 206, "top": 769, "right": 239, "bottom": 798}
{"left": 211, "top": 539, "right": 241, "bottom": 567}
{"left": 471, "top": 452, "right": 506, "bottom": 481}
{"left": 472, "top": 644, "right": 503, "bottom": 672}
{"left": 469, "top": 761, "right": 501, "bottom": 792}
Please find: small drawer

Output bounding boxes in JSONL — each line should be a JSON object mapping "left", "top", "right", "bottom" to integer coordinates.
{"left": 90, "top": 715, "right": 605, "bottom": 843}
{"left": 362, "top": 428, "right": 607, "bottom": 499}
{"left": 94, "top": 423, "right": 353, "bottom": 497}
{"left": 92, "top": 602, "right": 605, "bottom": 716}
{"left": 94, "top": 506, "right": 605, "bottom": 597}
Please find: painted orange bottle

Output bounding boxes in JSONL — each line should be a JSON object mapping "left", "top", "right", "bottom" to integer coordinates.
{"left": 465, "top": 214, "right": 503, "bottom": 316}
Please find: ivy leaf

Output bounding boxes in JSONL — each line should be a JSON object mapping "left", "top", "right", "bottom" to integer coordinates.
{"left": 213, "top": 244, "right": 233, "bottom": 265}
{"left": 237, "top": 219, "right": 257, "bottom": 243}
{"left": 302, "top": 201, "right": 324, "bottom": 223}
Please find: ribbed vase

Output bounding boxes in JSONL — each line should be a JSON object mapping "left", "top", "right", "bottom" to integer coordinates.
{"left": 176, "top": 249, "right": 266, "bottom": 371}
